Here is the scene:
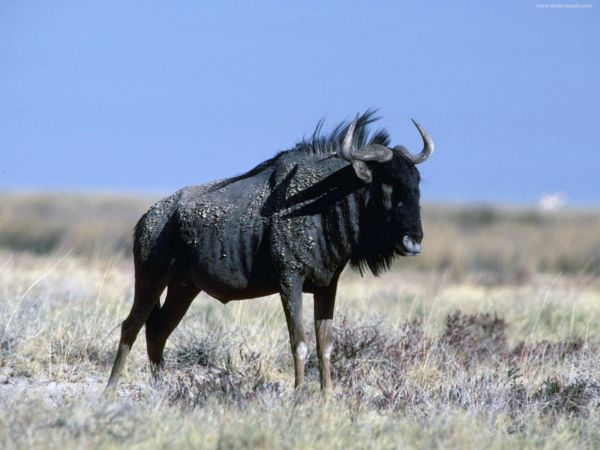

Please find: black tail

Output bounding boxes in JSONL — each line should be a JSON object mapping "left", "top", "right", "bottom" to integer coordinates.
{"left": 132, "top": 193, "right": 180, "bottom": 277}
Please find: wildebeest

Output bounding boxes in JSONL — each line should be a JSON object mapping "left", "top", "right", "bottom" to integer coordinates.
{"left": 106, "top": 111, "right": 434, "bottom": 392}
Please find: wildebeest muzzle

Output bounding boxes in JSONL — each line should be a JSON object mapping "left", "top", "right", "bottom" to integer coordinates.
{"left": 401, "top": 235, "right": 422, "bottom": 256}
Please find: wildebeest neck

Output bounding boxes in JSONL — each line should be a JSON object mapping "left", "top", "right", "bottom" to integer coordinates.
{"left": 258, "top": 160, "right": 370, "bottom": 276}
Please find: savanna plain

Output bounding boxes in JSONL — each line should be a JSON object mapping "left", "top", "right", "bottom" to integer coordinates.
{"left": 1, "top": 192, "right": 600, "bottom": 449}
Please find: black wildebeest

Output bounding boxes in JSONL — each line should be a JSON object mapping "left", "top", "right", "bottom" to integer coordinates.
{"left": 106, "top": 111, "right": 434, "bottom": 392}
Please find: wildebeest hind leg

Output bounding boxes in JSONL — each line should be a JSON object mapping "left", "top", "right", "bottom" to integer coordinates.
{"left": 105, "top": 274, "right": 169, "bottom": 393}
{"left": 146, "top": 276, "right": 200, "bottom": 372}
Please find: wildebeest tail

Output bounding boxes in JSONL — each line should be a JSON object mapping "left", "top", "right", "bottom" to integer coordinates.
{"left": 132, "top": 192, "right": 181, "bottom": 273}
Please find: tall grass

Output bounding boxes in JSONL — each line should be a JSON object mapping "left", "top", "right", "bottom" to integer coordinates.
{"left": 0, "top": 252, "right": 599, "bottom": 448}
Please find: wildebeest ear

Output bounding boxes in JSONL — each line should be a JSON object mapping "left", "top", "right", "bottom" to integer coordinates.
{"left": 352, "top": 160, "right": 373, "bottom": 183}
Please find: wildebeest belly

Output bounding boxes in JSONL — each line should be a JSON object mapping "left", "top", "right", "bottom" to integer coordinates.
{"left": 174, "top": 211, "right": 276, "bottom": 301}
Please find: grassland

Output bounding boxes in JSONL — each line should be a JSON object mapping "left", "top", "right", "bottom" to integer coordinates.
{"left": 1, "top": 192, "right": 599, "bottom": 449}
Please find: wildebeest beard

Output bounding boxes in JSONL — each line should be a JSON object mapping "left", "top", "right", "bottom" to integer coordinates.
{"left": 351, "top": 203, "right": 404, "bottom": 276}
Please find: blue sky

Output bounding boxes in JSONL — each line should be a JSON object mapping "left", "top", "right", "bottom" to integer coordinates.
{"left": 1, "top": 1, "right": 598, "bottom": 204}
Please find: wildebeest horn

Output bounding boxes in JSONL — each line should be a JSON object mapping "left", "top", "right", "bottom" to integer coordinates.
{"left": 340, "top": 119, "right": 357, "bottom": 161}
{"left": 339, "top": 118, "right": 393, "bottom": 163}
{"left": 394, "top": 119, "right": 434, "bottom": 164}
{"left": 349, "top": 144, "right": 393, "bottom": 162}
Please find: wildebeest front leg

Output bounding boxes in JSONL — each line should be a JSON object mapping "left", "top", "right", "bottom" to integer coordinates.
{"left": 280, "top": 279, "right": 307, "bottom": 388}
{"left": 314, "top": 285, "right": 336, "bottom": 392}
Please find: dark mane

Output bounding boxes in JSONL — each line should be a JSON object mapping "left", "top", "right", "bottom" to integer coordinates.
{"left": 295, "top": 109, "right": 391, "bottom": 156}
{"left": 211, "top": 110, "right": 390, "bottom": 190}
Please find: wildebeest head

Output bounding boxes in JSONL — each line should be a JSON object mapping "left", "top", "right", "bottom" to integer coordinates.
{"left": 341, "top": 117, "right": 434, "bottom": 274}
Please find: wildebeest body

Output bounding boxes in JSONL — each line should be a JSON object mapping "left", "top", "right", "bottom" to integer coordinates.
{"left": 106, "top": 111, "right": 434, "bottom": 393}
{"left": 137, "top": 153, "right": 363, "bottom": 300}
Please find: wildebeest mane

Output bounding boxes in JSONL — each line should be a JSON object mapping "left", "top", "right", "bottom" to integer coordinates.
{"left": 211, "top": 110, "right": 390, "bottom": 190}
{"left": 296, "top": 109, "right": 391, "bottom": 156}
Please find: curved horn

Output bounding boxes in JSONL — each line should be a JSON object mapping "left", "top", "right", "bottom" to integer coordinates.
{"left": 339, "top": 118, "right": 357, "bottom": 161}
{"left": 350, "top": 144, "right": 393, "bottom": 163}
{"left": 339, "top": 116, "right": 392, "bottom": 163}
{"left": 394, "top": 118, "right": 434, "bottom": 164}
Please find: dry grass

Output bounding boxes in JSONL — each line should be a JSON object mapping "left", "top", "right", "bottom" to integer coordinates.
{"left": 1, "top": 192, "right": 600, "bottom": 449}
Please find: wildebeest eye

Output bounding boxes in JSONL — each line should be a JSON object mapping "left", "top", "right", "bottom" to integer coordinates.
{"left": 390, "top": 188, "right": 406, "bottom": 208}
